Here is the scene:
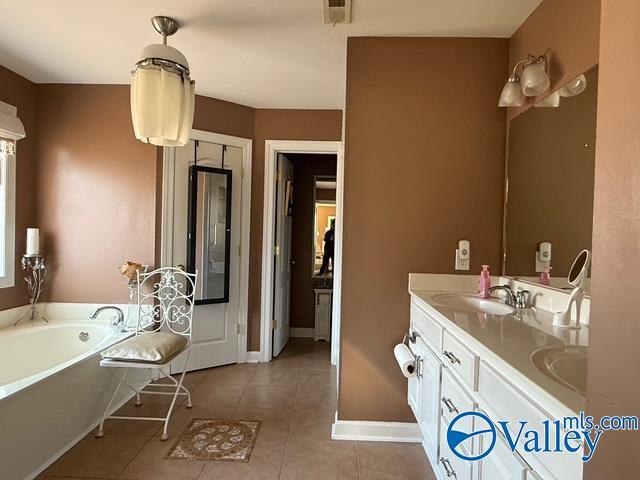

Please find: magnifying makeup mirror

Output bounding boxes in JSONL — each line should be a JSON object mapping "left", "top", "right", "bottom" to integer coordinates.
{"left": 568, "top": 249, "right": 591, "bottom": 288}
{"left": 553, "top": 249, "right": 592, "bottom": 329}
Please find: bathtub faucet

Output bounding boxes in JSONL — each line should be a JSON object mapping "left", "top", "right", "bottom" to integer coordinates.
{"left": 90, "top": 306, "right": 125, "bottom": 331}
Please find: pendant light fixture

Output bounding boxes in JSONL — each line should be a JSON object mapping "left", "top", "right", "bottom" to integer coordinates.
{"left": 131, "top": 16, "right": 195, "bottom": 147}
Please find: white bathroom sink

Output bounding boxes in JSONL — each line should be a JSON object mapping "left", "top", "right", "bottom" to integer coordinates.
{"left": 430, "top": 293, "right": 515, "bottom": 316}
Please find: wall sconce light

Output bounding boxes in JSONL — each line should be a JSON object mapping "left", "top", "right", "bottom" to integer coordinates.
{"left": 130, "top": 16, "right": 195, "bottom": 147}
{"left": 498, "top": 54, "right": 550, "bottom": 108}
{"left": 559, "top": 74, "right": 587, "bottom": 97}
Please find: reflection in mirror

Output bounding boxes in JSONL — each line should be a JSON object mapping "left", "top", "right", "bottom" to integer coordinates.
{"left": 187, "top": 165, "right": 232, "bottom": 303}
{"left": 313, "top": 176, "right": 336, "bottom": 277}
{"left": 504, "top": 66, "right": 598, "bottom": 294}
{"left": 568, "top": 249, "right": 591, "bottom": 287}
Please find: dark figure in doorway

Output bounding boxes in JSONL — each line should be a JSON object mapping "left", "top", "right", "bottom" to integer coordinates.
{"left": 319, "top": 219, "right": 335, "bottom": 275}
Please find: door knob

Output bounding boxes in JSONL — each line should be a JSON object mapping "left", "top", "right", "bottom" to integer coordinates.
{"left": 176, "top": 264, "right": 185, "bottom": 271}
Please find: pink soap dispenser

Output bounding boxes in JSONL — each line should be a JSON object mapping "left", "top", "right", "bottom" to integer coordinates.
{"left": 539, "top": 266, "right": 551, "bottom": 286}
{"left": 478, "top": 265, "right": 491, "bottom": 299}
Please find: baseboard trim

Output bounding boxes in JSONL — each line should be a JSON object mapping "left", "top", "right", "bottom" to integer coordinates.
{"left": 290, "top": 327, "right": 314, "bottom": 338}
{"left": 245, "top": 351, "right": 261, "bottom": 363}
{"left": 331, "top": 420, "right": 422, "bottom": 443}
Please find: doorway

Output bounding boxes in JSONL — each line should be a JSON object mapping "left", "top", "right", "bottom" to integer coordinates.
{"left": 160, "top": 130, "right": 252, "bottom": 370}
{"left": 260, "top": 141, "right": 344, "bottom": 365}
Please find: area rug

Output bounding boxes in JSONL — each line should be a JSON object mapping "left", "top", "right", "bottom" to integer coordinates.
{"left": 165, "top": 419, "right": 262, "bottom": 462}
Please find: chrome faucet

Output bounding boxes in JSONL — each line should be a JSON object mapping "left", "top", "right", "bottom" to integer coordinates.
{"left": 90, "top": 306, "right": 125, "bottom": 331}
{"left": 488, "top": 285, "right": 518, "bottom": 307}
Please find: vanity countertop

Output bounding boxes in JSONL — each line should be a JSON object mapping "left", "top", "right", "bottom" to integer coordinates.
{"left": 409, "top": 286, "right": 588, "bottom": 417}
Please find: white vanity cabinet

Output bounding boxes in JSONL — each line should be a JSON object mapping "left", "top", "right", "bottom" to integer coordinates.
{"left": 408, "top": 296, "right": 582, "bottom": 480}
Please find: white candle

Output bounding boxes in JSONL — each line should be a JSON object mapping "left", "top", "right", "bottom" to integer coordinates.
{"left": 26, "top": 228, "right": 39, "bottom": 256}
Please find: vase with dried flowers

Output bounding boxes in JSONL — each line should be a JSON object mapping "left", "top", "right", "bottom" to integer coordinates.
{"left": 119, "top": 261, "right": 148, "bottom": 329}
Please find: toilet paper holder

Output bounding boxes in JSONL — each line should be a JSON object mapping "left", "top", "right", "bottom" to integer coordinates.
{"left": 402, "top": 330, "right": 422, "bottom": 377}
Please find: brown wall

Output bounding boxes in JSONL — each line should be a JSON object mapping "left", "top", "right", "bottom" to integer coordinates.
{"left": 505, "top": 66, "right": 598, "bottom": 278}
{"left": 340, "top": 37, "right": 507, "bottom": 421}
{"left": 0, "top": 67, "right": 38, "bottom": 309}
{"left": 286, "top": 153, "right": 337, "bottom": 329}
{"left": 36, "top": 85, "right": 158, "bottom": 302}
{"left": 585, "top": 0, "right": 640, "bottom": 476}
{"left": 508, "top": 0, "right": 601, "bottom": 119}
{"left": 248, "top": 110, "right": 342, "bottom": 350}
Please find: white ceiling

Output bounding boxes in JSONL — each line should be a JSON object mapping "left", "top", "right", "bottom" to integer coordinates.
{"left": 0, "top": 0, "right": 541, "bottom": 109}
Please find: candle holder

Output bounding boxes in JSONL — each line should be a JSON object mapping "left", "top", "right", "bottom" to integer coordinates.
{"left": 14, "top": 254, "right": 48, "bottom": 326}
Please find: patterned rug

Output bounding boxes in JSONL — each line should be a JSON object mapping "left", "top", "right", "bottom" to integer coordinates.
{"left": 165, "top": 419, "right": 262, "bottom": 462}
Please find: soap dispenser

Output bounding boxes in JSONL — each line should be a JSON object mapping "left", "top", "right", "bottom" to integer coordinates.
{"left": 539, "top": 266, "right": 551, "bottom": 286}
{"left": 478, "top": 265, "right": 491, "bottom": 299}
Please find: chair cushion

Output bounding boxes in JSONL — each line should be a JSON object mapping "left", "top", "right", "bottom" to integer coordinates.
{"left": 101, "top": 332, "right": 188, "bottom": 364}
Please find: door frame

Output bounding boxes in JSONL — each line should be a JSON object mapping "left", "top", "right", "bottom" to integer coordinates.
{"left": 160, "top": 129, "right": 253, "bottom": 363}
{"left": 260, "top": 140, "right": 344, "bottom": 365}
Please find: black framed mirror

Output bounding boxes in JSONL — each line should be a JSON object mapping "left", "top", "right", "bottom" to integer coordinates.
{"left": 187, "top": 165, "right": 232, "bottom": 304}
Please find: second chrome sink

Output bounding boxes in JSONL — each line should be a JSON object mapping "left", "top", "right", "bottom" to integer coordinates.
{"left": 430, "top": 293, "right": 515, "bottom": 316}
{"left": 530, "top": 346, "right": 588, "bottom": 396}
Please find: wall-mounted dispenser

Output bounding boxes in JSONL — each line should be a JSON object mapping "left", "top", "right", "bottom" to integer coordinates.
{"left": 536, "top": 241, "right": 551, "bottom": 272}
{"left": 455, "top": 240, "right": 470, "bottom": 271}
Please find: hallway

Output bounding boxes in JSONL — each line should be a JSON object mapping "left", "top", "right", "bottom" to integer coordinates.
{"left": 39, "top": 339, "right": 433, "bottom": 480}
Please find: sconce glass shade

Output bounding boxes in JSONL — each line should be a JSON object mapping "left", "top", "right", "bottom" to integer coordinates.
{"left": 534, "top": 90, "right": 560, "bottom": 108}
{"left": 498, "top": 76, "right": 526, "bottom": 107}
{"left": 521, "top": 59, "right": 550, "bottom": 97}
{"left": 130, "top": 44, "right": 195, "bottom": 147}
{"left": 559, "top": 74, "right": 587, "bottom": 97}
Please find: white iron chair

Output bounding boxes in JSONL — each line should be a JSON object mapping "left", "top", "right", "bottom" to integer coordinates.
{"left": 96, "top": 266, "right": 198, "bottom": 441}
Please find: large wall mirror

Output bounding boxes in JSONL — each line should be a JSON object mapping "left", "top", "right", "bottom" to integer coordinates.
{"left": 187, "top": 165, "right": 232, "bottom": 303}
{"left": 313, "top": 176, "right": 336, "bottom": 277}
{"left": 504, "top": 65, "right": 598, "bottom": 294}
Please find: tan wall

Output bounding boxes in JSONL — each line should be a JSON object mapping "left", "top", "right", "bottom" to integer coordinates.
{"left": 505, "top": 66, "right": 598, "bottom": 278}
{"left": 0, "top": 67, "right": 39, "bottom": 309}
{"left": 248, "top": 110, "right": 342, "bottom": 350}
{"left": 508, "top": 0, "right": 601, "bottom": 120}
{"left": 340, "top": 37, "right": 507, "bottom": 421}
{"left": 35, "top": 85, "right": 158, "bottom": 303}
{"left": 286, "top": 154, "right": 337, "bottom": 329}
{"left": 585, "top": 0, "right": 640, "bottom": 476}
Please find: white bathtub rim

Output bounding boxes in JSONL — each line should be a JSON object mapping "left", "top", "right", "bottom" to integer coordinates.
{"left": 0, "top": 320, "right": 131, "bottom": 404}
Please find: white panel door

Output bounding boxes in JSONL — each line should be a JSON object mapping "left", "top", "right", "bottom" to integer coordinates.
{"left": 170, "top": 140, "right": 241, "bottom": 370}
{"left": 272, "top": 154, "right": 293, "bottom": 357}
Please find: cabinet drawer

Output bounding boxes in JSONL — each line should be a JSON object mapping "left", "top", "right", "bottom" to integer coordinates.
{"left": 477, "top": 361, "right": 582, "bottom": 480}
{"left": 480, "top": 433, "right": 529, "bottom": 480}
{"left": 442, "top": 331, "right": 478, "bottom": 390}
{"left": 438, "top": 420, "right": 472, "bottom": 480}
{"left": 441, "top": 368, "right": 475, "bottom": 425}
{"left": 410, "top": 300, "right": 443, "bottom": 352}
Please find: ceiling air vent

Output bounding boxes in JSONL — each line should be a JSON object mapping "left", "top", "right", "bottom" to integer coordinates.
{"left": 323, "top": 0, "right": 352, "bottom": 24}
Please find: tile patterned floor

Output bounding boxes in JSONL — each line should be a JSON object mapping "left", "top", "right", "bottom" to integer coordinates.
{"left": 40, "top": 339, "right": 435, "bottom": 480}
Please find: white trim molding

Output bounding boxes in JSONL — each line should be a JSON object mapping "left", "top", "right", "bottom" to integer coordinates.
{"left": 290, "top": 327, "right": 314, "bottom": 338}
{"left": 245, "top": 351, "right": 261, "bottom": 363}
{"left": 260, "top": 140, "right": 344, "bottom": 364}
{"left": 160, "top": 129, "right": 252, "bottom": 364}
{"left": 331, "top": 420, "right": 423, "bottom": 443}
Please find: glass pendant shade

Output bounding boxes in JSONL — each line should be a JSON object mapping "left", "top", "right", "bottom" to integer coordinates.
{"left": 534, "top": 90, "right": 560, "bottom": 108}
{"left": 521, "top": 60, "right": 550, "bottom": 97}
{"left": 131, "top": 43, "right": 195, "bottom": 147}
{"left": 559, "top": 74, "right": 587, "bottom": 97}
{"left": 498, "top": 76, "right": 526, "bottom": 107}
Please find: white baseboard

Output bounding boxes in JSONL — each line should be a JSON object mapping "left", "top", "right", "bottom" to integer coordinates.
{"left": 290, "top": 327, "right": 314, "bottom": 338}
{"left": 245, "top": 351, "right": 261, "bottom": 363}
{"left": 331, "top": 420, "right": 422, "bottom": 443}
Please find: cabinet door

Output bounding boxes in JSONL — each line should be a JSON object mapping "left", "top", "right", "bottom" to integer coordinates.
{"left": 479, "top": 433, "right": 529, "bottom": 480}
{"left": 419, "top": 344, "right": 442, "bottom": 461}
{"left": 407, "top": 339, "right": 423, "bottom": 421}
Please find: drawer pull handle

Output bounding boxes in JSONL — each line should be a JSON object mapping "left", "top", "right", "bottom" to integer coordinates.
{"left": 443, "top": 350, "right": 461, "bottom": 365}
{"left": 440, "top": 457, "right": 457, "bottom": 478}
{"left": 441, "top": 396, "right": 459, "bottom": 415}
